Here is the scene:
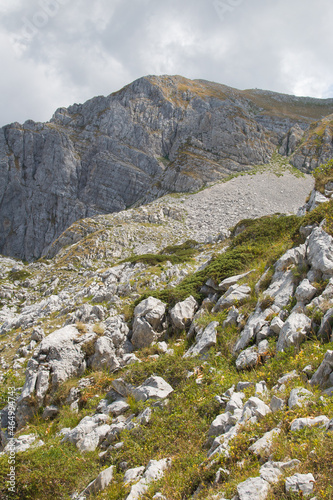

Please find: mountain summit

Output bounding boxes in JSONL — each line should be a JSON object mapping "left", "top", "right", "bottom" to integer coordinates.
{"left": 1, "top": 75, "right": 333, "bottom": 261}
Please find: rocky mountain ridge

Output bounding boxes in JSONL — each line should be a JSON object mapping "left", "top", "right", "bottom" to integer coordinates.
{"left": 1, "top": 75, "right": 333, "bottom": 261}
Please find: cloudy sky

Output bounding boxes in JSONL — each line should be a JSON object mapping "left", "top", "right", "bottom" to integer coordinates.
{"left": 1, "top": 0, "right": 333, "bottom": 126}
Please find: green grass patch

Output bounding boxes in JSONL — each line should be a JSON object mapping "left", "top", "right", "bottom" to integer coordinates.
{"left": 303, "top": 198, "right": 333, "bottom": 236}
{"left": 0, "top": 370, "right": 25, "bottom": 411}
{"left": 136, "top": 214, "right": 303, "bottom": 308}
{"left": 122, "top": 240, "right": 199, "bottom": 266}
{"left": 313, "top": 158, "right": 333, "bottom": 193}
{"left": 0, "top": 441, "right": 100, "bottom": 500}
{"left": 8, "top": 269, "right": 31, "bottom": 282}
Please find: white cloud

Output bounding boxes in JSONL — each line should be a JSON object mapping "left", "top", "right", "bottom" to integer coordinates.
{"left": 280, "top": 51, "right": 333, "bottom": 98}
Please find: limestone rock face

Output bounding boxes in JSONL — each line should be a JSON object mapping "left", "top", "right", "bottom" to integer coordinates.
{"left": 1, "top": 75, "right": 329, "bottom": 261}
{"left": 279, "top": 124, "right": 305, "bottom": 156}
{"left": 306, "top": 227, "right": 333, "bottom": 277}
{"left": 281, "top": 115, "right": 333, "bottom": 172}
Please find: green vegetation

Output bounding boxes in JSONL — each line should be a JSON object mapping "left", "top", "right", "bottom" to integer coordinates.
{"left": 136, "top": 214, "right": 302, "bottom": 307}
{"left": 1, "top": 337, "right": 332, "bottom": 499}
{"left": 313, "top": 158, "right": 333, "bottom": 193}
{"left": 0, "top": 440, "right": 101, "bottom": 500}
{"left": 249, "top": 151, "right": 305, "bottom": 178}
{"left": 123, "top": 240, "right": 199, "bottom": 266}
{"left": 0, "top": 371, "right": 24, "bottom": 410}
{"left": 8, "top": 269, "right": 31, "bottom": 282}
{"left": 303, "top": 199, "right": 333, "bottom": 236}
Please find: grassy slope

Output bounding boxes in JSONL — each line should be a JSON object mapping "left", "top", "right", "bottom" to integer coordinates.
{"left": 1, "top": 175, "right": 333, "bottom": 499}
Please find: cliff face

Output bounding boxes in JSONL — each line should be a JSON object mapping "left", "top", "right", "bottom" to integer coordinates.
{"left": 279, "top": 115, "right": 333, "bottom": 171}
{"left": 1, "top": 75, "right": 333, "bottom": 261}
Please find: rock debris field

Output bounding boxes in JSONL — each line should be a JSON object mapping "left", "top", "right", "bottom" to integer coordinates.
{"left": 159, "top": 172, "right": 314, "bottom": 242}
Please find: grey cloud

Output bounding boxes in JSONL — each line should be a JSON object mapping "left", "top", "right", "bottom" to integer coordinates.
{"left": 1, "top": 0, "right": 333, "bottom": 126}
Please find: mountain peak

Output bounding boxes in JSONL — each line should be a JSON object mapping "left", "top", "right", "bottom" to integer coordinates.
{"left": 1, "top": 75, "right": 333, "bottom": 261}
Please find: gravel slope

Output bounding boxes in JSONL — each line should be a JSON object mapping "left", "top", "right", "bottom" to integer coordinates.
{"left": 158, "top": 171, "right": 314, "bottom": 242}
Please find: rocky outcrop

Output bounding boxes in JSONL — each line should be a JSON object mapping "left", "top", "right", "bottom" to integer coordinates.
{"left": 290, "top": 415, "right": 329, "bottom": 432}
{"left": 15, "top": 325, "right": 90, "bottom": 428}
{"left": 310, "top": 350, "right": 333, "bottom": 389}
{"left": 276, "top": 312, "right": 312, "bottom": 352}
{"left": 281, "top": 115, "right": 333, "bottom": 172}
{"left": 14, "top": 317, "right": 133, "bottom": 429}
{"left": 62, "top": 414, "right": 111, "bottom": 453}
{"left": 132, "top": 376, "right": 174, "bottom": 402}
{"left": 125, "top": 459, "right": 171, "bottom": 500}
{"left": 279, "top": 124, "right": 305, "bottom": 157}
{"left": 0, "top": 433, "right": 44, "bottom": 455}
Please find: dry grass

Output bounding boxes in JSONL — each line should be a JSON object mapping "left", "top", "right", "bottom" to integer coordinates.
{"left": 76, "top": 321, "right": 88, "bottom": 333}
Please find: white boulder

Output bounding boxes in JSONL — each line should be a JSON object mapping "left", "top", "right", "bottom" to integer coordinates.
{"left": 276, "top": 312, "right": 311, "bottom": 352}
{"left": 249, "top": 428, "right": 281, "bottom": 456}
{"left": 0, "top": 434, "right": 44, "bottom": 455}
{"left": 235, "top": 346, "right": 259, "bottom": 371}
{"left": 288, "top": 387, "right": 313, "bottom": 409}
{"left": 90, "top": 336, "right": 120, "bottom": 372}
{"left": 80, "top": 466, "right": 114, "bottom": 497}
{"left": 183, "top": 321, "right": 218, "bottom": 358}
{"left": 306, "top": 227, "right": 333, "bottom": 276}
{"left": 62, "top": 414, "right": 110, "bottom": 452}
{"left": 310, "top": 350, "right": 333, "bottom": 389}
{"left": 212, "top": 285, "right": 251, "bottom": 313}
{"left": 126, "top": 459, "right": 171, "bottom": 500}
{"left": 237, "top": 476, "right": 270, "bottom": 500}
{"left": 133, "top": 376, "right": 173, "bottom": 402}
{"left": 170, "top": 296, "right": 198, "bottom": 330}
{"left": 285, "top": 473, "right": 315, "bottom": 496}
{"left": 290, "top": 415, "right": 330, "bottom": 432}
{"left": 295, "top": 279, "right": 317, "bottom": 304}
{"left": 218, "top": 271, "right": 255, "bottom": 291}
{"left": 124, "top": 466, "right": 145, "bottom": 485}
{"left": 131, "top": 297, "right": 166, "bottom": 349}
